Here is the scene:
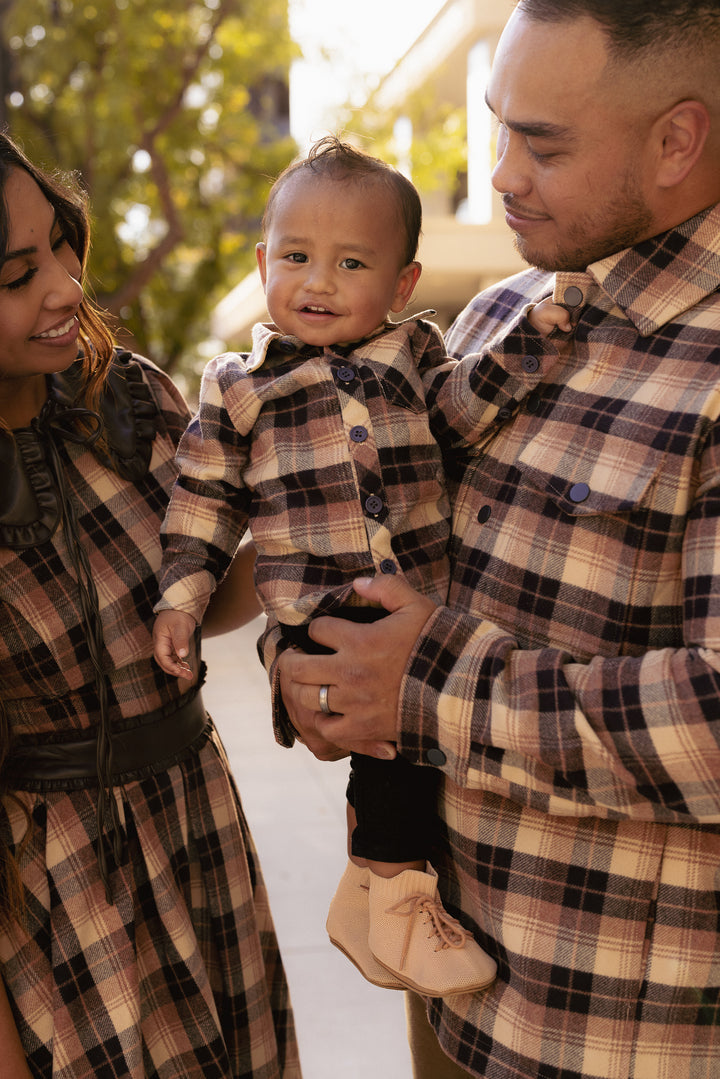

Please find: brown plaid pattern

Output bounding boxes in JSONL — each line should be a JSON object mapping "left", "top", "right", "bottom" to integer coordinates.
{"left": 158, "top": 318, "right": 453, "bottom": 628}
{"left": 0, "top": 356, "right": 299, "bottom": 1077}
{"left": 397, "top": 205, "right": 720, "bottom": 1078}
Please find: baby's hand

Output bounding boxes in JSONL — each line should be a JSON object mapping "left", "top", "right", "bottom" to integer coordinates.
{"left": 528, "top": 298, "right": 572, "bottom": 337}
{"left": 153, "top": 609, "right": 196, "bottom": 680}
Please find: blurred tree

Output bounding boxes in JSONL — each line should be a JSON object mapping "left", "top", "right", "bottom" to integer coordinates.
{"left": 1, "top": 0, "right": 297, "bottom": 378}
{"left": 340, "top": 81, "right": 467, "bottom": 214}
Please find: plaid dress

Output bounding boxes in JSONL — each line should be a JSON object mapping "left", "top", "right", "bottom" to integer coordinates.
{"left": 397, "top": 206, "right": 720, "bottom": 1077}
{"left": 0, "top": 353, "right": 300, "bottom": 1079}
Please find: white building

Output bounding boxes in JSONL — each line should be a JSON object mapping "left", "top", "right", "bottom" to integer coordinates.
{"left": 211, "top": 0, "right": 523, "bottom": 344}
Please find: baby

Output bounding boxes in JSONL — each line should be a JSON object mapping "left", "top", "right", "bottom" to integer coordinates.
{"left": 154, "top": 135, "right": 569, "bottom": 997}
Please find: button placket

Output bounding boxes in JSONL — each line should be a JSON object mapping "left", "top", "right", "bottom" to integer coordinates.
{"left": 364, "top": 494, "right": 384, "bottom": 516}
{"left": 336, "top": 365, "right": 356, "bottom": 386}
{"left": 568, "top": 482, "right": 590, "bottom": 504}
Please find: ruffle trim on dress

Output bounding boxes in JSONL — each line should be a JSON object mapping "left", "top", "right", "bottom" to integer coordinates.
{"left": 0, "top": 348, "right": 158, "bottom": 549}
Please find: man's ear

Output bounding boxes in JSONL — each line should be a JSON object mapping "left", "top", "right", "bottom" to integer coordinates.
{"left": 390, "top": 261, "right": 422, "bottom": 313}
{"left": 654, "top": 100, "right": 710, "bottom": 188}
{"left": 256, "top": 242, "right": 267, "bottom": 286}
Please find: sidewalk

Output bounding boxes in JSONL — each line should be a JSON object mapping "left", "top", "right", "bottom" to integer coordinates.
{"left": 202, "top": 618, "right": 413, "bottom": 1079}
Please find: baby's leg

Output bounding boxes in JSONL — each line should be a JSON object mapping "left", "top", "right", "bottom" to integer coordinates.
{"left": 349, "top": 754, "right": 497, "bottom": 995}
{"left": 347, "top": 799, "right": 424, "bottom": 875}
{"left": 348, "top": 752, "right": 437, "bottom": 867}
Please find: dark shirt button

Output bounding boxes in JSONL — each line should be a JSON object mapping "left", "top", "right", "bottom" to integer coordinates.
{"left": 477, "top": 505, "right": 491, "bottom": 524}
{"left": 527, "top": 393, "right": 541, "bottom": 413}
{"left": 337, "top": 366, "right": 356, "bottom": 383}
{"left": 569, "top": 482, "right": 590, "bottom": 503}
{"left": 350, "top": 425, "right": 367, "bottom": 443}
{"left": 497, "top": 407, "right": 513, "bottom": 420}
{"left": 379, "top": 559, "right": 397, "bottom": 574}
{"left": 563, "top": 285, "right": 584, "bottom": 307}
{"left": 277, "top": 337, "right": 297, "bottom": 353}
{"left": 364, "top": 495, "right": 384, "bottom": 516}
{"left": 426, "top": 748, "right": 447, "bottom": 767}
{"left": 522, "top": 355, "right": 540, "bottom": 373}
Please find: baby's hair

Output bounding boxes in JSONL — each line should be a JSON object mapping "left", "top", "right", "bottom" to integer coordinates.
{"left": 262, "top": 135, "right": 422, "bottom": 265}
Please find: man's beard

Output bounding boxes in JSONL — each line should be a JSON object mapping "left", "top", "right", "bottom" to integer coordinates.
{"left": 509, "top": 182, "right": 655, "bottom": 273}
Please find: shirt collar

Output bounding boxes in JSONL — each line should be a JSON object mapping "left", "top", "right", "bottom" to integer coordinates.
{"left": 246, "top": 315, "right": 429, "bottom": 371}
{"left": 584, "top": 203, "right": 720, "bottom": 336}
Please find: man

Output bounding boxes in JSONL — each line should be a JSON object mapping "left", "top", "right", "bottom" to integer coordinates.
{"left": 279, "top": 2, "right": 720, "bottom": 1076}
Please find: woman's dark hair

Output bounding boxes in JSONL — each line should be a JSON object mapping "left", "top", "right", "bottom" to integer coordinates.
{"left": 0, "top": 130, "right": 115, "bottom": 415}
{"left": 262, "top": 135, "right": 422, "bottom": 266}
{"left": 0, "top": 132, "right": 116, "bottom": 926}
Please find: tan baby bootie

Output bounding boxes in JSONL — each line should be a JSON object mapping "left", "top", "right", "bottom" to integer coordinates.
{"left": 326, "top": 861, "right": 405, "bottom": 990}
{"left": 367, "top": 866, "right": 497, "bottom": 997}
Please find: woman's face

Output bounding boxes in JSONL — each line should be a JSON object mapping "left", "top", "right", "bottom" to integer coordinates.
{"left": 0, "top": 167, "right": 82, "bottom": 383}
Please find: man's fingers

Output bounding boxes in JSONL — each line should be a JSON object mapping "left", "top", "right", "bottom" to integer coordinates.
{"left": 351, "top": 572, "right": 422, "bottom": 612}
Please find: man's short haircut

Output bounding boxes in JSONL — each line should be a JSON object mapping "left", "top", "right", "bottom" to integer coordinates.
{"left": 518, "top": 0, "right": 720, "bottom": 61}
{"left": 262, "top": 135, "right": 422, "bottom": 266}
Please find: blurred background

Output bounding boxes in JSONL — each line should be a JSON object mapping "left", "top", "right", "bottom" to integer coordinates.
{"left": 0, "top": 0, "right": 523, "bottom": 399}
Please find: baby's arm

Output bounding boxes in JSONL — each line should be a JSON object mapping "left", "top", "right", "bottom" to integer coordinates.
{"left": 153, "top": 609, "right": 196, "bottom": 680}
{"left": 528, "top": 297, "right": 572, "bottom": 336}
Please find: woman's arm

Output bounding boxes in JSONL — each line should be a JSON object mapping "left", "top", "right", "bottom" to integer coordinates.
{"left": 203, "top": 540, "right": 261, "bottom": 638}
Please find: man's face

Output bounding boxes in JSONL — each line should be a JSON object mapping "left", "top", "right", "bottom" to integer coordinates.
{"left": 486, "top": 11, "right": 658, "bottom": 272}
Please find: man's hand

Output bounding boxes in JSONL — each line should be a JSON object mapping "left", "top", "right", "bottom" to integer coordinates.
{"left": 153, "top": 609, "right": 197, "bottom": 679}
{"left": 279, "top": 656, "right": 353, "bottom": 761}
{"left": 279, "top": 574, "right": 436, "bottom": 757}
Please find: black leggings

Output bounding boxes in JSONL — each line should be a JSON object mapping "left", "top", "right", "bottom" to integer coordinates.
{"left": 346, "top": 749, "right": 439, "bottom": 862}
{"left": 281, "top": 608, "right": 440, "bottom": 863}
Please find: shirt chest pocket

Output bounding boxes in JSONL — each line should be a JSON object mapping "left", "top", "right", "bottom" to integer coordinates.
{"left": 515, "top": 421, "right": 692, "bottom": 526}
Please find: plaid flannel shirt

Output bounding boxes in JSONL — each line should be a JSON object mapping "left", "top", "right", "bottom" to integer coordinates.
{"left": 158, "top": 318, "right": 453, "bottom": 636}
{"left": 399, "top": 205, "right": 720, "bottom": 1078}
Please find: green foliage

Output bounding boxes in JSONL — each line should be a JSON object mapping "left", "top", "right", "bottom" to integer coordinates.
{"left": 1, "top": 0, "right": 297, "bottom": 375}
{"left": 341, "top": 80, "right": 467, "bottom": 207}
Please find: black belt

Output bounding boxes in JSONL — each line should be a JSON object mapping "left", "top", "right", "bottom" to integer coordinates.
{"left": 4, "top": 688, "right": 209, "bottom": 791}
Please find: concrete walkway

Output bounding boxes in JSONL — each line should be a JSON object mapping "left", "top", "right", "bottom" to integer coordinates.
{"left": 203, "top": 618, "right": 413, "bottom": 1079}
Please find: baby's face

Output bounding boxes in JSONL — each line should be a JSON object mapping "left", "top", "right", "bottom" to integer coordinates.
{"left": 256, "top": 172, "right": 419, "bottom": 347}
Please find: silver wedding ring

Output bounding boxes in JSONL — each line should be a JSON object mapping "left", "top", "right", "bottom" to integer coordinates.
{"left": 318, "top": 684, "right": 331, "bottom": 715}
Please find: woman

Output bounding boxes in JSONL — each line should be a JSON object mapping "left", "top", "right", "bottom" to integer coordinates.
{"left": 0, "top": 131, "right": 300, "bottom": 1078}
